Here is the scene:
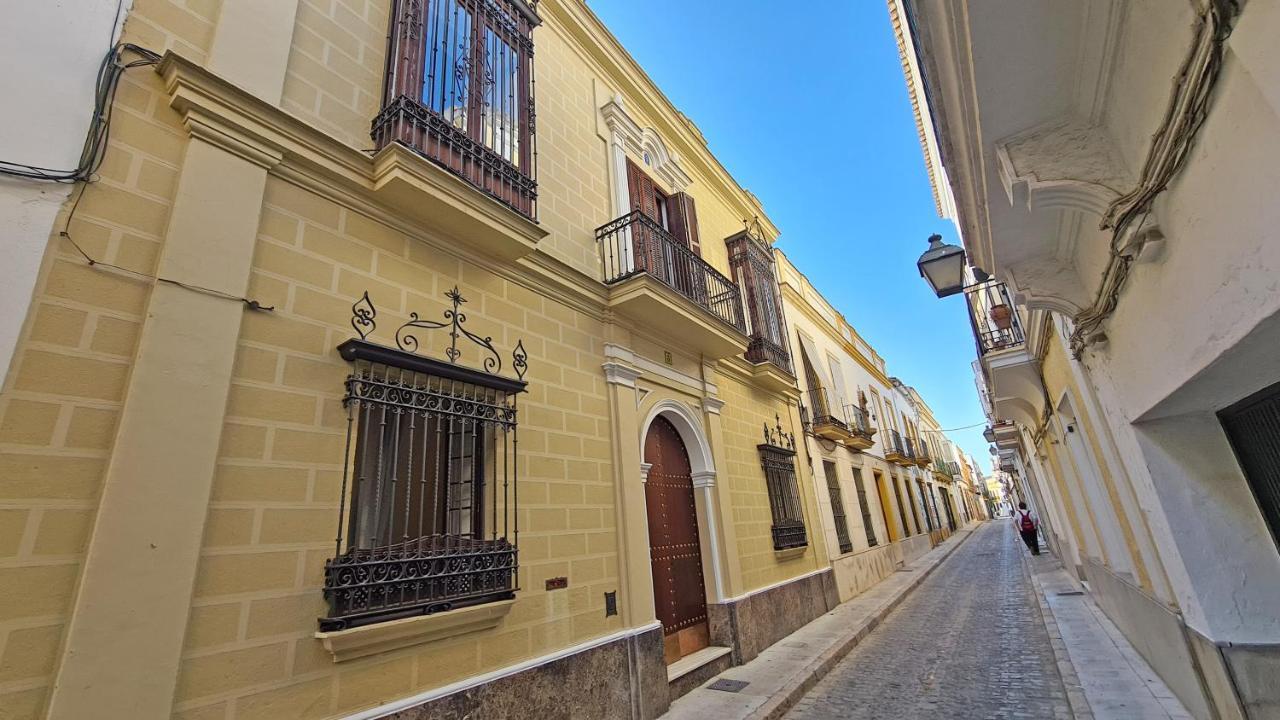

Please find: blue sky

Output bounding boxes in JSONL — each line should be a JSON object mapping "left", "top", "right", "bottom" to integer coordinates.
{"left": 590, "top": 0, "right": 990, "bottom": 471}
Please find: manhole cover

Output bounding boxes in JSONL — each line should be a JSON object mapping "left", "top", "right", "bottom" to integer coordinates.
{"left": 1056, "top": 590, "right": 1085, "bottom": 596}
{"left": 708, "top": 679, "right": 749, "bottom": 693}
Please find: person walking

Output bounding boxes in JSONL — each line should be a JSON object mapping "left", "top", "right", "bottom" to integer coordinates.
{"left": 1015, "top": 502, "right": 1040, "bottom": 555}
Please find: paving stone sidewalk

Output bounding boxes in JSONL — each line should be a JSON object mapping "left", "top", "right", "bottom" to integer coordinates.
{"left": 661, "top": 524, "right": 979, "bottom": 720}
{"left": 783, "top": 522, "right": 1071, "bottom": 720}
{"left": 1027, "top": 552, "right": 1192, "bottom": 720}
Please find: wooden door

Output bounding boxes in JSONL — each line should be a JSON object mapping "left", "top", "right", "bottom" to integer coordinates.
{"left": 643, "top": 416, "right": 709, "bottom": 664}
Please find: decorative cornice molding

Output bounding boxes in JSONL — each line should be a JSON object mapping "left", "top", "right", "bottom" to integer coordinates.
{"left": 600, "top": 96, "right": 692, "bottom": 192}
{"left": 701, "top": 397, "right": 726, "bottom": 415}
{"left": 639, "top": 462, "right": 653, "bottom": 483}
{"left": 601, "top": 361, "right": 642, "bottom": 388}
{"left": 154, "top": 52, "right": 612, "bottom": 325}
{"left": 691, "top": 470, "right": 716, "bottom": 488}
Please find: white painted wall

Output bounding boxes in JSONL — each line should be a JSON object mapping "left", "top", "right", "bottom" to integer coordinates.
{"left": 0, "top": 0, "right": 131, "bottom": 380}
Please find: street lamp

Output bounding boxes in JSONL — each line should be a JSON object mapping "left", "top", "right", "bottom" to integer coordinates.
{"left": 916, "top": 234, "right": 967, "bottom": 297}
{"left": 982, "top": 426, "right": 997, "bottom": 444}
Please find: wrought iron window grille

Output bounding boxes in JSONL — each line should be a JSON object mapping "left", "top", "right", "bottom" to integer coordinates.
{"left": 727, "top": 226, "right": 793, "bottom": 375}
{"left": 375, "top": 0, "right": 540, "bottom": 218}
{"left": 321, "top": 288, "right": 529, "bottom": 631}
{"left": 758, "top": 415, "right": 808, "bottom": 551}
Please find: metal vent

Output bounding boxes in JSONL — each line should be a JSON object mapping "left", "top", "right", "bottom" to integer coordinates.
{"left": 708, "top": 679, "right": 750, "bottom": 693}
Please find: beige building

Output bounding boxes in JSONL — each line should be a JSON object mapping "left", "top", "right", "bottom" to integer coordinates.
{"left": 0, "top": 1, "right": 855, "bottom": 718}
{"left": 774, "top": 251, "right": 970, "bottom": 603}
{"left": 895, "top": 0, "right": 1280, "bottom": 717}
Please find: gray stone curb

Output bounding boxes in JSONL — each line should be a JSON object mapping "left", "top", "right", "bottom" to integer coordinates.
{"left": 742, "top": 525, "right": 981, "bottom": 720}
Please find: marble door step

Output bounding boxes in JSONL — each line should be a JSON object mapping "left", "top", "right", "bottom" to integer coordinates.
{"left": 668, "top": 646, "right": 733, "bottom": 683}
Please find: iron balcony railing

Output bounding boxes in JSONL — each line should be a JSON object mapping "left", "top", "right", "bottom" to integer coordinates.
{"left": 597, "top": 211, "right": 746, "bottom": 332}
{"left": 845, "top": 404, "right": 872, "bottom": 435}
{"left": 800, "top": 389, "right": 849, "bottom": 435}
{"left": 746, "top": 336, "right": 792, "bottom": 372}
{"left": 904, "top": 436, "right": 917, "bottom": 461}
{"left": 965, "top": 280, "right": 1025, "bottom": 356}
{"left": 916, "top": 438, "right": 933, "bottom": 464}
{"left": 887, "top": 429, "right": 909, "bottom": 458}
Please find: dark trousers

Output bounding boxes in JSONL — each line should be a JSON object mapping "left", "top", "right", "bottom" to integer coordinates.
{"left": 1019, "top": 528, "right": 1040, "bottom": 555}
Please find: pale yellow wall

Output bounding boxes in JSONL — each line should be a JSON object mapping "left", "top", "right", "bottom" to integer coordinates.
{"left": 0, "top": 2, "right": 210, "bottom": 713}
{"left": 715, "top": 375, "right": 820, "bottom": 591}
{"left": 0, "top": 0, "right": 816, "bottom": 717}
{"left": 165, "top": 175, "right": 623, "bottom": 719}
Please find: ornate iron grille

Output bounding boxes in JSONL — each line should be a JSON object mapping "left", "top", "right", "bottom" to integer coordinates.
{"left": 853, "top": 468, "right": 878, "bottom": 548}
{"left": 891, "top": 474, "right": 912, "bottom": 536}
{"left": 596, "top": 211, "right": 746, "bottom": 333}
{"left": 727, "top": 229, "right": 793, "bottom": 374}
{"left": 964, "top": 281, "right": 1025, "bottom": 356}
{"left": 822, "top": 461, "right": 853, "bottom": 554}
{"left": 321, "top": 289, "right": 528, "bottom": 631}
{"left": 886, "top": 429, "right": 908, "bottom": 459}
{"left": 374, "top": 0, "right": 539, "bottom": 217}
{"left": 759, "top": 417, "right": 808, "bottom": 551}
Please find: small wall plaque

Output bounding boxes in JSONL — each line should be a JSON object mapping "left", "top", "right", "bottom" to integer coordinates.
{"left": 604, "top": 591, "right": 617, "bottom": 617}
{"left": 663, "top": 351, "right": 673, "bottom": 365}
{"left": 545, "top": 576, "right": 568, "bottom": 591}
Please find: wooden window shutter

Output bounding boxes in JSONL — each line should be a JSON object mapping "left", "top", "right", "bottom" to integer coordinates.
{"left": 626, "top": 158, "right": 658, "bottom": 219}
{"left": 669, "top": 192, "right": 701, "bottom": 256}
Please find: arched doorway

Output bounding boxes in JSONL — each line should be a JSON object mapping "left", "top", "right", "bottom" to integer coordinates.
{"left": 644, "top": 415, "right": 709, "bottom": 664}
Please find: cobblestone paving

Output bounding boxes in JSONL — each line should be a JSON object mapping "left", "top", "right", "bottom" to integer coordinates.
{"left": 785, "top": 523, "right": 1072, "bottom": 720}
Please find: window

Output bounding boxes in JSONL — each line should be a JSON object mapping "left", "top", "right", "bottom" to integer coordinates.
{"left": 728, "top": 231, "right": 792, "bottom": 373}
{"left": 1219, "top": 380, "right": 1280, "bottom": 553}
{"left": 320, "top": 290, "right": 528, "bottom": 631}
{"left": 853, "top": 468, "right": 878, "bottom": 547}
{"left": 891, "top": 474, "right": 911, "bottom": 536}
{"left": 824, "top": 461, "right": 853, "bottom": 554}
{"left": 374, "top": 0, "right": 539, "bottom": 217}
{"left": 918, "top": 480, "right": 934, "bottom": 531}
{"left": 905, "top": 477, "right": 924, "bottom": 533}
{"left": 759, "top": 419, "right": 807, "bottom": 550}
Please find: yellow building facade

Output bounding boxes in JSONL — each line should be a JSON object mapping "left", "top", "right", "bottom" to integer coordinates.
{"left": 773, "top": 251, "right": 966, "bottom": 604}
{"left": 0, "top": 1, "right": 839, "bottom": 718}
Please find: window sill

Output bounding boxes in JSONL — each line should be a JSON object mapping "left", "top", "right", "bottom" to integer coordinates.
{"left": 314, "top": 598, "right": 515, "bottom": 662}
{"left": 773, "top": 545, "right": 808, "bottom": 560}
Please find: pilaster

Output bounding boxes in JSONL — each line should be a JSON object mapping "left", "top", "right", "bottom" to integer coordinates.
{"left": 603, "top": 362, "right": 656, "bottom": 628}
{"left": 46, "top": 5, "right": 298, "bottom": 717}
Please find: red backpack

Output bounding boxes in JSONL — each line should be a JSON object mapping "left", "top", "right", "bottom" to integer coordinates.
{"left": 1018, "top": 511, "right": 1035, "bottom": 532}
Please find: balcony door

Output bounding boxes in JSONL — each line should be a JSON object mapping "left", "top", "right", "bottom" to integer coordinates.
{"left": 627, "top": 159, "right": 704, "bottom": 302}
{"left": 643, "top": 416, "right": 710, "bottom": 664}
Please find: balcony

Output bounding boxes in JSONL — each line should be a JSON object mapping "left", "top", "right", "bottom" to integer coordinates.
{"left": 844, "top": 404, "right": 877, "bottom": 450}
{"left": 967, "top": 282, "right": 1044, "bottom": 429}
{"left": 597, "top": 211, "right": 748, "bottom": 360}
{"left": 885, "top": 430, "right": 912, "bottom": 466}
{"left": 801, "top": 390, "right": 854, "bottom": 444}
{"left": 913, "top": 439, "right": 932, "bottom": 468}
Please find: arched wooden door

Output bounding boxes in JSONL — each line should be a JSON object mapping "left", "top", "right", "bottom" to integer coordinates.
{"left": 643, "top": 416, "right": 709, "bottom": 664}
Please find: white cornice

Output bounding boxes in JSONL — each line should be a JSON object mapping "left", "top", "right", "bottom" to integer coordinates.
{"left": 601, "top": 361, "right": 642, "bottom": 388}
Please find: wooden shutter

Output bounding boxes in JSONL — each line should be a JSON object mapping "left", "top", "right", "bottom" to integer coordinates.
{"left": 626, "top": 158, "right": 659, "bottom": 220}
{"left": 669, "top": 192, "right": 701, "bottom": 256}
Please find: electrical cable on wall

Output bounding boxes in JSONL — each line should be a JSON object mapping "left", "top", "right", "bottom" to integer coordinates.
{"left": 0, "top": 43, "right": 161, "bottom": 181}
{"left": 1069, "top": 0, "right": 1239, "bottom": 357}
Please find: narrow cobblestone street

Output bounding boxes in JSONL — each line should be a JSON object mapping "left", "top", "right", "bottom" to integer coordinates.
{"left": 785, "top": 523, "right": 1072, "bottom": 719}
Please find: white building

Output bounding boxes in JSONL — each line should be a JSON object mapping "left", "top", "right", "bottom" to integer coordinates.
{"left": 1, "top": 2, "right": 133, "bottom": 377}
{"left": 894, "top": 1, "right": 1280, "bottom": 717}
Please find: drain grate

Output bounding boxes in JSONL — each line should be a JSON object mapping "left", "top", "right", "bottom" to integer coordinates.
{"left": 708, "top": 679, "right": 749, "bottom": 693}
{"left": 1056, "top": 590, "right": 1085, "bottom": 596}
